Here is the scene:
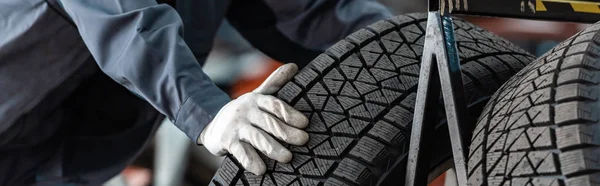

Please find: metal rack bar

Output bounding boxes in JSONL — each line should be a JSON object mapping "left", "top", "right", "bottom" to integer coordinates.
{"left": 406, "top": 0, "right": 600, "bottom": 186}
{"left": 405, "top": 10, "right": 470, "bottom": 186}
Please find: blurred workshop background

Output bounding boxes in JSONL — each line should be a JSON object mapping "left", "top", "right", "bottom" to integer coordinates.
{"left": 103, "top": 0, "right": 589, "bottom": 186}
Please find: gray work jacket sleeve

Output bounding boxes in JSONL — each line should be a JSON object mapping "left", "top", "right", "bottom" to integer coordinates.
{"left": 226, "top": 0, "right": 394, "bottom": 65}
{"left": 58, "top": 0, "right": 231, "bottom": 142}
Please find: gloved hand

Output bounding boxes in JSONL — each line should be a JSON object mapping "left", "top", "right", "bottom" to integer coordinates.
{"left": 199, "top": 63, "right": 309, "bottom": 175}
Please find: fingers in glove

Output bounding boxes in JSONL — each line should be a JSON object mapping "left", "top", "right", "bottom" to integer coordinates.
{"left": 249, "top": 110, "right": 309, "bottom": 146}
{"left": 238, "top": 125, "right": 293, "bottom": 163}
{"left": 256, "top": 94, "right": 309, "bottom": 129}
{"left": 229, "top": 142, "right": 266, "bottom": 175}
{"left": 253, "top": 63, "right": 298, "bottom": 95}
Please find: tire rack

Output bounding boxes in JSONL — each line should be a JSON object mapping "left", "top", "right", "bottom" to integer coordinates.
{"left": 406, "top": 0, "right": 600, "bottom": 185}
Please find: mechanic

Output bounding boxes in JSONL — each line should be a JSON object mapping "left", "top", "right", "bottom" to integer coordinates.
{"left": 0, "top": 0, "right": 392, "bottom": 185}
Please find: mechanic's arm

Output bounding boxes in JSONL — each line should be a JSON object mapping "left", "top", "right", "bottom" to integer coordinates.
{"left": 226, "top": 0, "right": 394, "bottom": 65}
{"left": 57, "top": 0, "right": 308, "bottom": 175}
{"left": 57, "top": 0, "right": 229, "bottom": 141}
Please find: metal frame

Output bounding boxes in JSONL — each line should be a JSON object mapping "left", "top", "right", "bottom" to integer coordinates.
{"left": 406, "top": 0, "right": 600, "bottom": 185}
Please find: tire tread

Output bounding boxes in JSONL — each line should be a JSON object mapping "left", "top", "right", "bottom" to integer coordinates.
{"left": 467, "top": 21, "right": 600, "bottom": 186}
{"left": 213, "top": 13, "right": 534, "bottom": 186}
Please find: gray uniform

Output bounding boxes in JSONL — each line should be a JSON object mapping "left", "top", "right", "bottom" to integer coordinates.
{"left": 0, "top": 0, "right": 391, "bottom": 185}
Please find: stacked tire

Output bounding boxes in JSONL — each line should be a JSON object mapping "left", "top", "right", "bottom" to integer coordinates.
{"left": 467, "top": 20, "right": 600, "bottom": 186}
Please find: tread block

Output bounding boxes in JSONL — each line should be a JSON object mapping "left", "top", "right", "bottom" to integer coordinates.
{"left": 333, "top": 159, "right": 375, "bottom": 185}
{"left": 356, "top": 68, "right": 377, "bottom": 83}
{"left": 390, "top": 54, "right": 419, "bottom": 68}
{"left": 366, "top": 20, "right": 396, "bottom": 34}
{"left": 341, "top": 66, "right": 362, "bottom": 81}
{"left": 295, "top": 68, "right": 319, "bottom": 88}
{"left": 301, "top": 178, "right": 320, "bottom": 186}
{"left": 387, "top": 14, "right": 418, "bottom": 26}
{"left": 488, "top": 115, "right": 508, "bottom": 134}
{"left": 468, "top": 165, "right": 485, "bottom": 186}
{"left": 340, "top": 82, "right": 361, "bottom": 98}
{"left": 349, "top": 119, "right": 370, "bottom": 134}
{"left": 365, "top": 91, "right": 388, "bottom": 105}
{"left": 307, "top": 134, "right": 329, "bottom": 149}
{"left": 331, "top": 121, "right": 357, "bottom": 135}
{"left": 361, "top": 52, "right": 382, "bottom": 68}
{"left": 311, "top": 54, "right": 336, "bottom": 73}
{"left": 313, "top": 137, "right": 353, "bottom": 157}
{"left": 527, "top": 105, "right": 552, "bottom": 126}
{"left": 559, "top": 147, "right": 600, "bottom": 176}
{"left": 294, "top": 98, "right": 312, "bottom": 112}
{"left": 244, "top": 172, "right": 264, "bottom": 186}
{"left": 381, "top": 77, "right": 406, "bottom": 91}
{"left": 398, "top": 64, "right": 420, "bottom": 77}
{"left": 566, "top": 173, "right": 600, "bottom": 186}
{"left": 399, "top": 92, "right": 416, "bottom": 110}
{"left": 381, "top": 33, "right": 402, "bottom": 52}
{"left": 324, "top": 79, "right": 345, "bottom": 95}
{"left": 308, "top": 82, "right": 328, "bottom": 95}
{"left": 298, "top": 161, "right": 323, "bottom": 176}
{"left": 393, "top": 44, "right": 417, "bottom": 58}
{"left": 558, "top": 68, "right": 600, "bottom": 86}
{"left": 368, "top": 120, "right": 405, "bottom": 147}
{"left": 353, "top": 81, "right": 379, "bottom": 95}
{"left": 306, "top": 114, "right": 327, "bottom": 133}
{"left": 307, "top": 95, "right": 328, "bottom": 110}
{"left": 349, "top": 104, "right": 371, "bottom": 119}
{"left": 556, "top": 124, "right": 600, "bottom": 149}
{"left": 349, "top": 137, "right": 390, "bottom": 164}
{"left": 275, "top": 163, "right": 295, "bottom": 173}
{"left": 561, "top": 54, "right": 600, "bottom": 71}
{"left": 327, "top": 40, "right": 356, "bottom": 59}
{"left": 347, "top": 29, "right": 376, "bottom": 44}
{"left": 506, "top": 152, "right": 526, "bottom": 176}
{"left": 509, "top": 178, "right": 530, "bottom": 186}
{"left": 315, "top": 158, "right": 336, "bottom": 175}
{"left": 322, "top": 113, "right": 347, "bottom": 128}
{"left": 531, "top": 178, "right": 560, "bottom": 186}
{"left": 533, "top": 73, "right": 553, "bottom": 89}
{"left": 341, "top": 54, "right": 363, "bottom": 68}
{"left": 526, "top": 127, "right": 553, "bottom": 149}
{"left": 324, "top": 97, "right": 344, "bottom": 113}
{"left": 537, "top": 60, "right": 559, "bottom": 75}
{"left": 485, "top": 152, "right": 503, "bottom": 174}
{"left": 262, "top": 175, "right": 276, "bottom": 186}
{"left": 278, "top": 83, "right": 302, "bottom": 103}
{"left": 272, "top": 173, "right": 297, "bottom": 186}
{"left": 365, "top": 103, "right": 386, "bottom": 117}
{"left": 324, "top": 68, "right": 345, "bottom": 80}
{"left": 511, "top": 157, "right": 534, "bottom": 176}
{"left": 215, "top": 157, "right": 241, "bottom": 184}
{"left": 324, "top": 177, "right": 351, "bottom": 186}
{"left": 505, "top": 111, "right": 528, "bottom": 130}
{"left": 361, "top": 42, "right": 383, "bottom": 54}
{"left": 489, "top": 155, "right": 507, "bottom": 176}
{"left": 556, "top": 83, "right": 598, "bottom": 103}
{"left": 384, "top": 106, "right": 413, "bottom": 128}
{"left": 555, "top": 101, "right": 598, "bottom": 126}
{"left": 371, "top": 68, "right": 398, "bottom": 82}
{"left": 528, "top": 88, "right": 552, "bottom": 105}
{"left": 337, "top": 96, "right": 362, "bottom": 110}
{"left": 374, "top": 55, "right": 396, "bottom": 71}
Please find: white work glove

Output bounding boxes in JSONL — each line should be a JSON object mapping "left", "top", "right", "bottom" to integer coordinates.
{"left": 199, "top": 63, "right": 309, "bottom": 175}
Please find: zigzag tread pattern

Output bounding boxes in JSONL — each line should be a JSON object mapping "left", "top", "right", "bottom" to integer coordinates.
{"left": 467, "top": 21, "right": 600, "bottom": 186}
{"left": 211, "top": 12, "right": 534, "bottom": 186}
